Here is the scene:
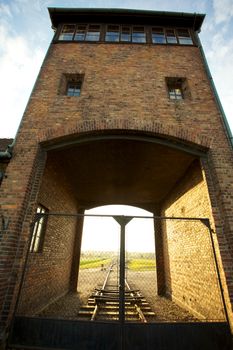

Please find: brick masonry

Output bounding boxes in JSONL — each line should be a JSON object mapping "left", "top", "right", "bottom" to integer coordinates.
{"left": 0, "top": 34, "right": 233, "bottom": 343}
{"left": 17, "top": 152, "right": 79, "bottom": 315}
{"left": 160, "top": 160, "right": 225, "bottom": 320}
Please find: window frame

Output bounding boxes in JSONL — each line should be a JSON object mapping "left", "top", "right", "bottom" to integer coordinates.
{"left": 74, "top": 23, "right": 88, "bottom": 41}
{"left": 165, "top": 28, "right": 178, "bottom": 44}
{"left": 166, "top": 77, "right": 189, "bottom": 101}
{"left": 85, "top": 24, "right": 101, "bottom": 41}
{"left": 30, "top": 204, "right": 48, "bottom": 253}
{"left": 132, "top": 26, "right": 147, "bottom": 43}
{"left": 151, "top": 27, "right": 166, "bottom": 44}
{"left": 58, "top": 24, "right": 76, "bottom": 41}
{"left": 59, "top": 23, "right": 102, "bottom": 42}
{"left": 120, "top": 25, "right": 132, "bottom": 42}
{"left": 105, "top": 24, "right": 120, "bottom": 42}
{"left": 176, "top": 28, "right": 193, "bottom": 45}
{"left": 56, "top": 23, "right": 195, "bottom": 46}
{"left": 58, "top": 73, "right": 84, "bottom": 97}
{"left": 66, "top": 80, "right": 82, "bottom": 97}
{"left": 168, "top": 87, "right": 183, "bottom": 100}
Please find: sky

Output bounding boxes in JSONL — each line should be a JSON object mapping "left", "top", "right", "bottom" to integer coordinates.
{"left": 0, "top": 0, "right": 233, "bottom": 138}
{"left": 81, "top": 205, "right": 154, "bottom": 252}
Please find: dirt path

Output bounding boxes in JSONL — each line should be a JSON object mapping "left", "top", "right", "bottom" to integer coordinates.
{"left": 39, "top": 265, "right": 196, "bottom": 322}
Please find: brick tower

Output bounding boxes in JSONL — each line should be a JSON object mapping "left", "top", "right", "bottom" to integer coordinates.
{"left": 0, "top": 8, "right": 233, "bottom": 350}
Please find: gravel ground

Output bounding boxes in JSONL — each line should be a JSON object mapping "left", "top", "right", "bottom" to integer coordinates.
{"left": 38, "top": 267, "right": 197, "bottom": 322}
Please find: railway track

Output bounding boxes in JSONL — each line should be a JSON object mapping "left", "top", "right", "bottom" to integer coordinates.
{"left": 78, "top": 262, "right": 155, "bottom": 322}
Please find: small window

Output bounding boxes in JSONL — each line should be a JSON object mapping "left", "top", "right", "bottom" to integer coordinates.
{"left": 85, "top": 25, "right": 100, "bottom": 41}
{"left": 58, "top": 74, "right": 84, "bottom": 97}
{"left": 166, "top": 29, "right": 178, "bottom": 44}
{"left": 132, "top": 26, "right": 146, "bottom": 43}
{"left": 152, "top": 27, "right": 166, "bottom": 44}
{"left": 105, "top": 25, "right": 120, "bottom": 42}
{"left": 166, "top": 77, "right": 188, "bottom": 100}
{"left": 59, "top": 24, "right": 75, "bottom": 41}
{"left": 121, "top": 26, "right": 131, "bottom": 42}
{"left": 177, "top": 29, "right": 193, "bottom": 45}
{"left": 168, "top": 87, "right": 183, "bottom": 100}
{"left": 30, "top": 205, "right": 48, "bottom": 253}
{"left": 67, "top": 81, "right": 82, "bottom": 96}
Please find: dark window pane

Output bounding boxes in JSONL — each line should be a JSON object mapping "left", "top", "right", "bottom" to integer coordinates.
{"left": 30, "top": 205, "right": 48, "bottom": 253}
{"left": 59, "top": 24, "right": 75, "bottom": 41}
{"left": 168, "top": 87, "right": 183, "bottom": 100}
{"left": 132, "top": 27, "right": 146, "bottom": 43}
{"left": 105, "top": 25, "right": 120, "bottom": 42}
{"left": 86, "top": 25, "right": 100, "bottom": 41}
{"left": 177, "top": 28, "right": 193, "bottom": 45}
{"left": 166, "top": 29, "right": 178, "bottom": 44}
{"left": 152, "top": 27, "right": 166, "bottom": 44}
{"left": 67, "top": 81, "right": 82, "bottom": 96}
{"left": 121, "top": 26, "right": 131, "bottom": 42}
{"left": 74, "top": 24, "right": 87, "bottom": 41}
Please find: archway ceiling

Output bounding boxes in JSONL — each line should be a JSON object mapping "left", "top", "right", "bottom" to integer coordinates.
{"left": 48, "top": 139, "right": 196, "bottom": 209}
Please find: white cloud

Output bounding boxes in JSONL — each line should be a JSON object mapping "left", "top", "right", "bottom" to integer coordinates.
{"left": 0, "top": 23, "right": 44, "bottom": 137}
{"left": 213, "top": 0, "right": 233, "bottom": 24}
{"left": 0, "top": 0, "right": 53, "bottom": 137}
{"left": 204, "top": 22, "right": 233, "bottom": 132}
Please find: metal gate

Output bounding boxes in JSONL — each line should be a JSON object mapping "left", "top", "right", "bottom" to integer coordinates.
{"left": 9, "top": 213, "right": 231, "bottom": 350}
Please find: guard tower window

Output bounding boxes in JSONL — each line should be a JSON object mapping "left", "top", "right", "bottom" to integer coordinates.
{"left": 85, "top": 25, "right": 100, "bottom": 41}
{"left": 67, "top": 81, "right": 82, "bottom": 96}
{"left": 57, "top": 24, "right": 195, "bottom": 46}
{"left": 166, "top": 29, "right": 178, "bottom": 44}
{"left": 30, "top": 205, "right": 48, "bottom": 253}
{"left": 152, "top": 27, "right": 166, "bottom": 44}
{"left": 58, "top": 74, "right": 84, "bottom": 96}
{"left": 74, "top": 24, "right": 87, "bottom": 41}
{"left": 177, "top": 28, "right": 193, "bottom": 45}
{"left": 105, "top": 25, "right": 146, "bottom": 43}
{"left": 166, "top": 77, "right": 188, "bottom": 100}
{"left": 59, "top": 24, "right": 75, "bottom": 41}
{"left": 105, "top": 25, "right": 120, "bottom": 42}
{"left": 132, "top": 26, "right": 146, "bottom": 43}
{"left": 121, "top": 26, "right": 131, "bottom": 42}
{"left": 168, "top": 87, "right": 183, "bottom": 100}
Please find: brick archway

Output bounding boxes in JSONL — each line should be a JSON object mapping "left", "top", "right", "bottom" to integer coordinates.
{"left": 38, "top": 119, "right": 212, "bottom": 151}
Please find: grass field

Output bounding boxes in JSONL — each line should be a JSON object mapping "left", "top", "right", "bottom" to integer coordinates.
{"left": 79, "top": 252, "right": 156, "bottom": 270}
{"left": 127, "top": 258, "right": 156, "bottom": 271}
{"left": 79, "top": 257, "right": 112, "bottom": 269}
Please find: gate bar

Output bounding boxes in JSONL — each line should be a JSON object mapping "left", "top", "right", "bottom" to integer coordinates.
{"left": 30, "top": 211, "right": 211, "bottom": 222}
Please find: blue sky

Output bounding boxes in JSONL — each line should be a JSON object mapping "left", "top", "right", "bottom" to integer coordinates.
{"left": 0, "top": 0, "right": 233, "bottom": 137}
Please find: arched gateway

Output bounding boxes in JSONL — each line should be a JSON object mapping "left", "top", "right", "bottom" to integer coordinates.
{"left": 0, "top": 8, "right": 232, "bottom": 350}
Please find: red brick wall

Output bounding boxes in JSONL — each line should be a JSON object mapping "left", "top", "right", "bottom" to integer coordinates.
{"left": 160, "top": 160, "right": 225, "bottom": 320}
{"left": 17, "top": 152, "right": 79, "bottom": 315}
{"left": 18, "top": 43, "right": 233, "bottom": 144}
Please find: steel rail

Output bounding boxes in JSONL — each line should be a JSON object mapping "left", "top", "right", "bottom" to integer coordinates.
{"left": 125, "top": 279, "right": 147, "bottom": 323}
{"left": 91, "top": 262, "right": 114, "bottom": 321}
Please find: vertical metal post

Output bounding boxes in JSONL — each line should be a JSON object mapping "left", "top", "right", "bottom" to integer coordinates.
{"left": 113, "top": 216, "right": 133, "bottom": 350}
{"left": 201, "top": 219, "right": 230, "bottom": 326}
{"left": 119, "top": 221, "right": 126, "bottom": 325}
